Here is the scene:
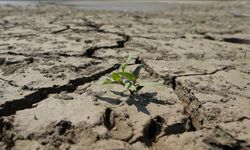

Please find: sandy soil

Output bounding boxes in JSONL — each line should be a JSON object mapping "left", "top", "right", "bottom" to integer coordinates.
{"left": 0, "top": 1, "right": 250, "bottom": 150}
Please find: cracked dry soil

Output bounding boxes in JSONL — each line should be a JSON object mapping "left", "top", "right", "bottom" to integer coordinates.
{"left": 0, "top": 2, "right": 250, "bottom": 150}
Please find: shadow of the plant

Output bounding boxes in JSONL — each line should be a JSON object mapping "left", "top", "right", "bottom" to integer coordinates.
{"left": 94, "top": 91, "right": 176, "bottom": 115}
{"left": 94, "top": 95, "right": 122, "bottom": 105}
{"left": 139, "top": 92, "right": 176, "bottom": 105}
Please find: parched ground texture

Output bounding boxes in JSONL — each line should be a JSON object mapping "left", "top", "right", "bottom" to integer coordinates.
{"left": 0, "top": 1, "right": 250, "bottom": 150}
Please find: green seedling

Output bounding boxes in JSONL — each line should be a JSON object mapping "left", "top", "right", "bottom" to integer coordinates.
{"left": 191, "top": 24, "right": 204, "bottom": 34}
{"left": 101, "top": 55, "right": 144, "bottom": 95}
{"left": 101, "top": 55, "right": 161, "bottom": 97}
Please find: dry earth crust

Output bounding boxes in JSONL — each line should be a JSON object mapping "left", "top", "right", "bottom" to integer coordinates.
{"left": 0, "top": 2, "right": 250, "bottom": 150}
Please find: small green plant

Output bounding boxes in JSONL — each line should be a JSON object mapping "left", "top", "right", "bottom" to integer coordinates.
{"left": 191, "top": 24, "right": 204, "bottom": 34}
{"left": 102, "top": 55, "right": 144, "bottom": 95}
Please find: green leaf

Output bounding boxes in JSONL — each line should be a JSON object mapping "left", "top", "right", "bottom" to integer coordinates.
{"left": 124, "top": 80, "right": 132, "bottom": 89}
{"left": 118, "top": 55, "right": 132, "bottom": 73}
{"left": 101, "top": 77, "right": 115, "bottom": 85}
{"left": 124, "top": 80, "right": 136, "bottom": 91}
{"left": 125, "top": 54, "right": 132, "bottom": 64}
{"left": 119, "top": 72, "right": 137, "bottom": 81}
{"left": 119, "top": 63, "right": 127, "bottom": 73}
{"left": 133, "top": 65, "right": 143, "bottom": 79}
{"left": 111, "top": 72, "right": 121, "bottom": 82}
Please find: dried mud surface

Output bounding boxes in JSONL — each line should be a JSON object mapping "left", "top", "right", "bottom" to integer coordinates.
{"left": 0, "top": 2, "right": 250, "bottom": 150}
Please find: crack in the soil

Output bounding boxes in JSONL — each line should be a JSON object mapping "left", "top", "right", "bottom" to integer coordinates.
{"left": 139, "top": 59, "right": 177, "bottom": 90}
{"left": 139, "top": 58, "right": 230, "bottom": 129}
{"left": 79, "top": 19, "right": 130, "bottom": 58}
{"left": 0, "top": 33, "right": 37, "bottom": 39}
{"left": 0, "top": 30, "right": 130, "bottom": 60}
{"left": 82, "top": 19, "right": 102, "bottom": 30}
{"left": 204, "top": 126, "right": 246, "bottom": 150}
{"left": 0, "top": 64, "right": 120, "bottom": 117}
{"left": 0, "top": 54, "right": 34, "bottom": 66}
{"left": 0, "top": 52, "right": 105, "bottom": 62}
{"left": 0, "top": 77, "right": 19, "bottom": 88}
{"left": 0, "top": 19, "right": 131, "bottom": 61}
{"left": 82, "top": 30, "right": 130, "bottom": 57}
{"left": 175, "top": 83, "right": 205, "bottom": 130}
{"left": 0, "top": 51, "right": 82, "bottom": 58}
{"left": 139, "top": 59, "right": 203, "bottom": 130}
{"left": 203, "top": 34, "right": 250, "bottom": 45}
{"left": 223, "top": 37, "right": 250, "bottom": 44}
{"left": 139, "top": 58, "right": 248, "bottom": 148}
{"left": 131, "top": 35, "right": 158, "bottom": 40}
{"left": 223, "top": 116, "right": 250, "bottom": 124}
{"left": 140, "top": 58, "right": 235, "bottom": 90}
{"left": 176, "top": 66, "right": 235, "bottom": 78}
{"left": 0, "top": 19, "right": 130, "bottom": 60}
{"left": 51, "top": 25, "right": 70, "bottom": 34}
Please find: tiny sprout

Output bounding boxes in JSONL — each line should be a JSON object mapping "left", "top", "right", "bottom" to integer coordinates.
{"left": 101, "top": 55, "right": 144, "bottom": 95}
{"left": 101, "top": 55, "right": 161, "bottom": 97}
